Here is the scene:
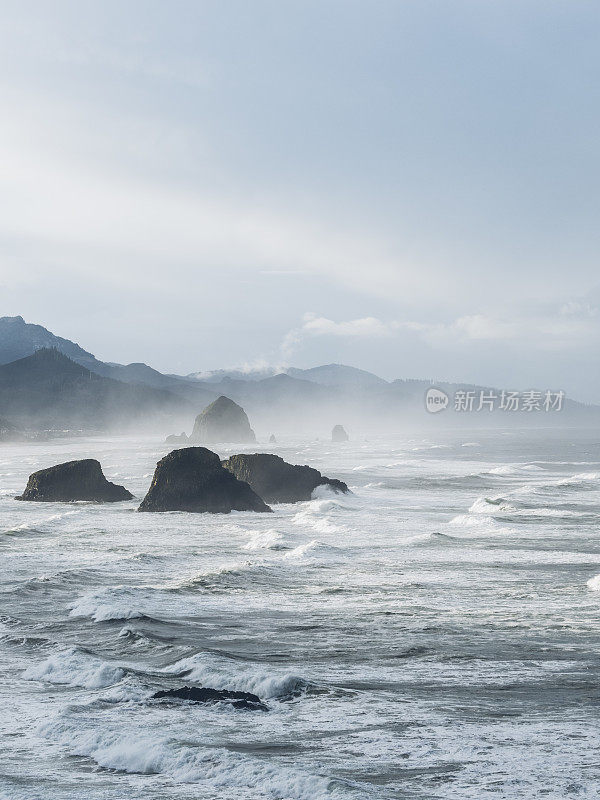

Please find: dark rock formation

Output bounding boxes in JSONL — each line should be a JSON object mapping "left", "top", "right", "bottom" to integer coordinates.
{"left": 269, "top": 434, "right": 277, "bottom": 443}
{"left": 165, "top": 432, "right": 188, "bottom": 445}
{"left": 331, "top": 424, "right": 349, "bottom": 442}
{"left": 222, "top": 453, "right": 349, "bottom": 504}
{"left": 190, "top": 395, "right": 256, "bottom": 444}
{"left": 138, "top": 447, "right": 271, "bottom": 513}
{"left": 152, "top": 686, "right": 267, "bottom": 710}
{"left": 16, "top": 459, "right": 133, "bottom": 502}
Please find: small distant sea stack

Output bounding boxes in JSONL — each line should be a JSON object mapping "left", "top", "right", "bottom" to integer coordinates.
{"left": 269, "top": 434, "right": 277, "bottom": 443}
{"left": 223, "top": 453, "right": 349, "bottom": 504}
{"left": 138, "top": 447, "right": 271, "bottom": 513}
{"left": 331, "top": 425, "right": 349, "bottom": 442}
{"left": 190, "top": 396, "right": 256, "bottom": 444}
{"left": 165, "top": 432, "right": 189, "bottom": 445}
{"left": 16, "top": 459, "right": 133, "bottom": 503}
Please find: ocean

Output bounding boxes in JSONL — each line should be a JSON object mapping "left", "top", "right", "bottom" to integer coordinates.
{"left": 1, "top": 428, "right": 599, "bottom": 799}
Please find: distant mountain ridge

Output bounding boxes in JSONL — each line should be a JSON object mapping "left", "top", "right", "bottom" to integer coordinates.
{"left": 0, "top": 315, "right": 99, "bottom": 369}
{"left": 0, "top": 348, "right": 192, "bottom": 430}
{"left": 186, "top": 363, "right": 387, "bottom": 388}
{"left": 0, "top": 316, "right": 597, "bottom": 434}
{"left": 0, "top": 316, "right": 388, "bottom": 392}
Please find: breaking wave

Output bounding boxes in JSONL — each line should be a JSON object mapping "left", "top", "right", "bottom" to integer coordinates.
{"left": 37, "top": 717, "right": 336, "bottom": 797}
{"left": 160, "top": 652, "right": 308, "bottom": 700}
{"left": 23, "top": 647, "right": 124, "bottom": 689}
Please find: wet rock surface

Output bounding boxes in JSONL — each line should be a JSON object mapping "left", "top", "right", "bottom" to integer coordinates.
{"left": 222, "top": 453, "right": 349, "bottom": 503}
{"left": 16, "top": 459, "right": 133, "bottom": 502}
{"left": 138, "top": 447, "right": 272, "bottom": 513}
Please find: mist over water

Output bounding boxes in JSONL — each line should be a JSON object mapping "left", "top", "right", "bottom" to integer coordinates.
{"left": 1, "top": 428, "right": 600, "bottom": 798}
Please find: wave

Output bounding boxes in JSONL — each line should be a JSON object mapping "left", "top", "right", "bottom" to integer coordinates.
{"left": 486, "top": 463, "right": 545, "bottom": 476}
{"left": 37, "top": 718, "right": 335, "bottom": 797}
{"left": 292, "top": 495, "right": 355, "bottom": 536}
{"left": 283, "top": 539, "right": 339, "bottom": 560}
{"left": 586, "top": 574, "right": 600, "bottom": 591}
{"left": 242, "top": 528, "right": 289, "bottom": 551}
{"left": 23, "top": 647, "right": 124, "bottom": 689}
{"left": 161, "top": 652, "right": 308, "bottom": 700}
{"left": 465, "top": 495, "right": 590, "bottom": 521}
{"left": 69, "top": 587, "right": 148, "bottom": 622}
{"left": 469, "top": 496, "right": 517, "bottom": 514}
{"left": 556, "top": 472, "right": 600, "bottom": 487}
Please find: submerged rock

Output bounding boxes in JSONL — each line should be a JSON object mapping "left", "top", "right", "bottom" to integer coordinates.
{"left": 152, "top": 686, "right": 267, "bottom": 710}
{"left": 190, "top": 395, "right": 256, "bottom": 444}
{"left": 16, "top": 459, "right": 133, "bottom": 503}
{"left": 331, "top": 425, "right": 349, "bottom": 442}
{"left": 222, "top": 453, "right": 349, "bottom": 504}
{"left": 165, "top": 432, "right": 189, "bottom": 445}
{"left": 138, "top": 446, "right": 272, "bottom": 513}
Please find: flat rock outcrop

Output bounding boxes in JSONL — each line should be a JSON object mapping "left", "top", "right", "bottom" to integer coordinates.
{"left": 152, "top": 686, "right": 267, "bottom": 710}
{"left": 138, "top": 447, "right": 271, "bottom": 513}
{"left": 222, "top": 453, "right": 349, "bottom": 504}
{"left": 331, "top": 424, "right": 349, "bottom": 442}
{"left": 16, "top": 459, "right": 133, "bottom": 502}
{"left": 190, "top": 396, "right": 256, "bottom": 444}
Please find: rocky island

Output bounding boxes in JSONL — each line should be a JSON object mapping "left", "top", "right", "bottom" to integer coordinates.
{"left": 189, "top": 395, "right": 256, "bottom": 444}
{"left": 16, "top": 459, "right": 133, "bottom": 502}
{"left": 138, "top": 446, "right": 271, "bottom": 513}
{"left": 222, "top": 453, "right": 349, "bottom": 503}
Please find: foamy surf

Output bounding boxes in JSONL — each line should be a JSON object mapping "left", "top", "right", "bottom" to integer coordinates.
{"left": 24, "top": 647, "right": 124, "bottom": 689}
{"left": 69, "top": 587, "right": 147, "bottom": 622}
{"left": 37, "top": 717, "right": 337, "bottom": 797}
{"left": 586, "top": 574, "right": 600, "bottom": 591}
{"left": 243, "top": 528, "right": 289, "bottom": 550}
{"left": 160, "top": 652, "right": 308, "bottom": 699}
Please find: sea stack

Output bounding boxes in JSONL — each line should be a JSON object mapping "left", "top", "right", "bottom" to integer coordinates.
{"left": 222, "top": 453, "right": 349, "bottom": 503}
{"left": 165, "top": 432, "right": 189, "bottom": 445}
{"left": 138, "top": 447, "right": 271, "bottom": 513}
{"left": 331, "top": 425, "right": 349, "bottom": 442}
{"left": 269, "top": 434, "right": 277, "bottom": 444}
{"left": 190, "top": 396, "right": 256, "bottom": 444}
{"left": 16, "top": 459, "right": 133, "bottom": 503}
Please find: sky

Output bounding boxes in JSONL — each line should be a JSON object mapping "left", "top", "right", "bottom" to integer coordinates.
{"left": 1, "top": 0, "right": 600, "bottom": 400}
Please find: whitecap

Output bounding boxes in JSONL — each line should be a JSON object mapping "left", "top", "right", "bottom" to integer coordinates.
{"left": 469, "top": 496, "right": 517, "bottom": 514}
{"left": 69, "top": 587, "right": 146, "bottom": 622}
{"left": 38, "top": 718, "right": 333, "bottom": 797}
{"left": 586, "top": 574, "right": 600, "bottom": 591}
{"left": 23, "top": 647, "right": 124, "bottom": 689}
{"left": 243, "top": 528, "right": 288, "bottom": 551}
{"left": 161, "top": 652, "right": 306, "bottom": 699}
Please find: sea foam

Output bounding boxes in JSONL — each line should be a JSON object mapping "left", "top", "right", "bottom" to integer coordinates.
{"left": 23, "top": 647, "right": 124, "bottom": 689}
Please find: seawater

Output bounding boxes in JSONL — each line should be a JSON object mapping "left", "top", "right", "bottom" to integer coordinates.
{"left": 1, "top": 429, "right": 599, "bottom": 799}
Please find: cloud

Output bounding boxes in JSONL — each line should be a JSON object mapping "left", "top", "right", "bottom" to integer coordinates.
{"left": 281, "top": 301, "right": 600, "bottom": 358}
{"left": 281, "top": 313, "right": 394, "bottom": 356}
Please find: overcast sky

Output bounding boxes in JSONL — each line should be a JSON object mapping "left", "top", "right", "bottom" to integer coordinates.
{"left": 1, "top": 1, "right": 599, "bottom": 400}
